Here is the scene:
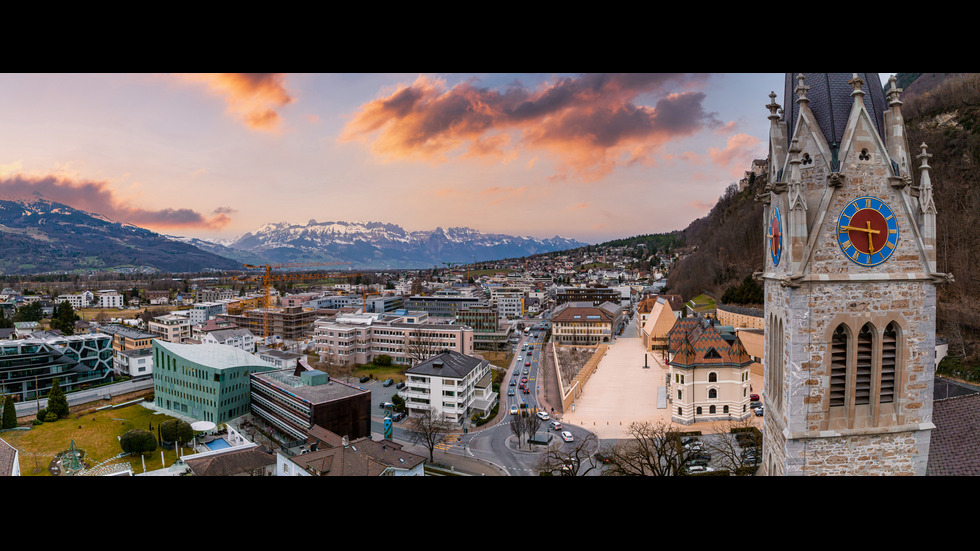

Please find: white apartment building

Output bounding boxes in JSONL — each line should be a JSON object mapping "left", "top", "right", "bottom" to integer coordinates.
{"left": 56, "top": 291, "right": 93, "bottom": 309}
{"left": 115, "top": 348, "right": 154, "bottom": 378}
{"left": 199, "top": 328, "right": 255, "bottom": 352}
{"left": 314, "top": 311, "right": 472, "bottom": 367}
{"left": 399, "top": 350, "right": 497, "bottom": 424}
{"left": 97, "top": 290, "right": 124, "bottom": 309}
{"left": 148, "top": 314, "right": 192, "bottom": 343}
{"left": 188, "top": 302, "right": 227, "bottom": 325}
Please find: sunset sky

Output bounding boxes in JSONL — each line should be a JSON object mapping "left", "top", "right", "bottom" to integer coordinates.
{"left": 0, "top": 73, "right": 896, "bottom": 245}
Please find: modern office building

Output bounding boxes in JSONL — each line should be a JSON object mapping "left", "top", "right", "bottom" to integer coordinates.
{"left": 314, "top": 311, "right": 474, "bottom": 367}
{"left": 188, "top": 302, "right": 228, "bottom": 325}
{"left": 554, "top": 285, "right": 621, "bottom": 308}
{"left": 403, "top": 295, "right": 482, "bottom": 318}
{"left": 152, "top": 340, "right": 276, "bottom": 424}
{"left": 0, "top": 334, "right": 113, "bottom": 401}
{"left": 250, "top": 365, "right": 371, "bottom": 442}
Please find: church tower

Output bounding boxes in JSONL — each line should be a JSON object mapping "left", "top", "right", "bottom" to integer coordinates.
{"left": 758, "top": 73, "right": 951, "bottom": 475}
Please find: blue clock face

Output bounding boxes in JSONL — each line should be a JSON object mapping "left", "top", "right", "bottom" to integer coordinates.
{"left": 836, "top": 196, "right": 899, "bottom": 267}
{"left": 768, "top": 206, "right": 782, "bottom": 267}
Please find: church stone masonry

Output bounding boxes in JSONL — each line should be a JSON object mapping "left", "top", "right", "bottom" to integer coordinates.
{"left": 757, "top": 73, "right": 951, "bottom": 476}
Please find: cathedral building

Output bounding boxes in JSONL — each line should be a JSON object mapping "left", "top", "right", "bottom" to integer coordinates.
{"left": 758, "top": 73, "right": 951, "bottom": 475}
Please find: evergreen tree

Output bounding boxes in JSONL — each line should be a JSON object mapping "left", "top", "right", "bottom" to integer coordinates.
{"left": 2, "top": 395, "right": 17, "bottom": 429}
{"left": 46, "top": 378, "right": 69, "bottom": 419}
{"left": 0, "top": 307, "right": 12, "bottom": 329}
{"left": 50, "top": 301, "right": 78, "bottom": 335}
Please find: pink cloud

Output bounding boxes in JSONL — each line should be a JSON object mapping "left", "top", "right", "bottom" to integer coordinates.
{"left": 0, "top": 173, "right": 232, "bottom": 230}
{"left": 708, "top": 133, "right": 762, "bottom": 176}
{"left": 340, "top": 73, "right": 720, "bottom": 180}
{"left": 177, "top": 73, "right": 294, "bottom": 132}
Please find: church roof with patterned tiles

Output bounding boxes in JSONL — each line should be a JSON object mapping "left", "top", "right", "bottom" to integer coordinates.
{"left": 668, "top": 316, "right": 753, "bottom": 367}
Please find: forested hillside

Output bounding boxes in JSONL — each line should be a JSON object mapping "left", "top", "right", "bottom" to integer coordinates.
{"left": 665, "top": 174, "right": 766, "bottom": 301}
{"left": 900, "top": 73, "right": 980, "bottom": 369}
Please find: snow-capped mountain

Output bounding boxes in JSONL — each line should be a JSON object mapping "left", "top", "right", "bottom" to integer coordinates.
{"left": 0, "top": 196, "right": 241, "bottom": 274}
{"left": 227, "top": 219, "right": 588, "bottom": 268}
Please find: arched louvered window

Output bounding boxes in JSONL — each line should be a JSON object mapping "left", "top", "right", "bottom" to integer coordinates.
{"left": 829, "top": 325, "right": 848, "bottom": 407}
{"left": 880, "top": 322, "right": 898, "bottom": 404}
{"left": 708, "top": 388, "right": 717, "bottom": 399}
{"left": 708, "top": 372, "right": 717, "bottom": 383}
{"left": 855, "top": 324, "right": 875, "bottom": 406}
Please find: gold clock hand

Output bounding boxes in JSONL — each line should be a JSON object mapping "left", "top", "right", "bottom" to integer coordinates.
{"left": 840, "top": 225, "right": 880, "bottom": 234}
{"left": 866, "top": 220, "right": 875, "bottom": 254}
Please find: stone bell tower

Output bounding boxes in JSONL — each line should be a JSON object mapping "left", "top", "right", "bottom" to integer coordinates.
{"left": 757, "top": 73, "right": 951, "bottom": 475}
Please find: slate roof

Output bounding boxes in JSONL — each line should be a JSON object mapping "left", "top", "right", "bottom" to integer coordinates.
{"left": 0, "top": 438, "right": 18, "bottom": 476}
{"left": 296, "top": 428, "right": 426, "bottom": 476}
{"left": 927, "top": 379, "right": 980, "bottom": 476}
{"left": 406, "top": 350, "right": 488, "bottom": 379}
{"left": 183, "top": 445, "right": 276, "bottom": 476}
{"left": 783, "top": 73, "right": 887, "bottom": 151}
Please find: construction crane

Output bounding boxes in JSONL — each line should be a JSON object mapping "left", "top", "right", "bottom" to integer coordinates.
{"left": 362, "top": 290, "right": 380, "bottom": 313}
{"left": 236, "top": 262, "right": 354, "bottom": 345}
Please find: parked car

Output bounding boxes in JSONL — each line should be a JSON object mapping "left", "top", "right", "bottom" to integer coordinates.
{"left": 750, "top": 393, "right": 760, "bottom": 402}
{"left": 383, "top": 378, "right": 394, "bottom": 387}
{"left": 380, "top": 401, "right": 394, "bottom": 409}
{"left": 359, "top": 375, "right": 370, "bottom": 383}
{"left": 749, "top": 401, "right": 763, "bottom": 410}
{"left": 396, "top": 382, "right": 405, "bottom": 390}
{"left": 561, "top": 431, "right": 574, "bottom": 442}
{"left": 681, "top": 436, "right": 699, "bottom": 446}
{"left": 537, "top": 411, "right": 550, "bottom": 421}
{"left": 684, "top": 441, "right": 704, "bottom": 451}
{"left": 754, "top": 406, "right": 765, "bottom": 416}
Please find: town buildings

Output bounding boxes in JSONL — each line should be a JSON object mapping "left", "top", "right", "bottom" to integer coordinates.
{"left": 314, "top": 310, "right": 473, "bottom": 367}
{"left": 277, "top": 426, "right": 425, "bottom": 476}
{"left": 550, "top": 301, "right": 623, "bottom": 345}
{"left": 148, "top": 314, "right": 192, "bottom": 343}
{"left": 400, "top": 350, "right": 497, "bottom": 424}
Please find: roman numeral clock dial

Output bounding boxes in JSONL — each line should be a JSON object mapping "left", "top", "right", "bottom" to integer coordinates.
{"left": 836, "top": 196, "right": 899, "bottom": 267}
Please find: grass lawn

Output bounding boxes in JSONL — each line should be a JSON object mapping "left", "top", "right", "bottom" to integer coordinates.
{"left": 78, "top": 307, "right": 146, "bottom": 321}
{"left": 355, "top": 364, "right": 405, "bottom": 382}
{"left": 1, "top": 403, "right": 193, "bottom": 476}
{"left": 689, "top": 294, "right": 716, "bottom": 311}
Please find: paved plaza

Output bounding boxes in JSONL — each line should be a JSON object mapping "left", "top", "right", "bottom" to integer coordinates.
{"left": 559, "top": 316, "right": 764, "bottom": 439}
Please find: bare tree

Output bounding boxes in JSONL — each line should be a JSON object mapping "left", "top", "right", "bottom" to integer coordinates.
{"left": 704, "top": 418, "right": 762, "bottom": 475}
{"left": 405, "top": 330, "right": 440, "bottom": 366}
{"left": 537, "top": 432, "right": 601, "bottom": 476}
{"left": 509, "top": 412, "right": 531, "bottom": 449}
{"left": 315, "top": 348, "right": 355, "bottom": 382}
{"left": 603, "top": 420, "right": 688, "bottom": 476}
{"left": 407, "top": 406, "right": 454, "bottom": 463}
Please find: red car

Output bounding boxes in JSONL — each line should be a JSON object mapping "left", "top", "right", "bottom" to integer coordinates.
{"left": 750, "top": 393, "right": 760, "bottom": 402}
{"left": 523, "top": 387, "right": 529, "bottom": 394}
{"left": 525, "top": 361, "right": 531, "bottom": 366}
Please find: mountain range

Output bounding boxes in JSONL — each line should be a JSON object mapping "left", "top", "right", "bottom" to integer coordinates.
{"left": 0, "top": 195, "right": 587, "bottom": 274}
{"left": 0, "top": 196, "right": 241, "bottom": 274}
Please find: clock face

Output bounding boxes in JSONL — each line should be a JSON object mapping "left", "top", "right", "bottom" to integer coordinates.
{"left": 768, "top": 206, "right": 782, "bottom": 267}
{"left": 836, "top": 196, "right": 899, "bottom": 266}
